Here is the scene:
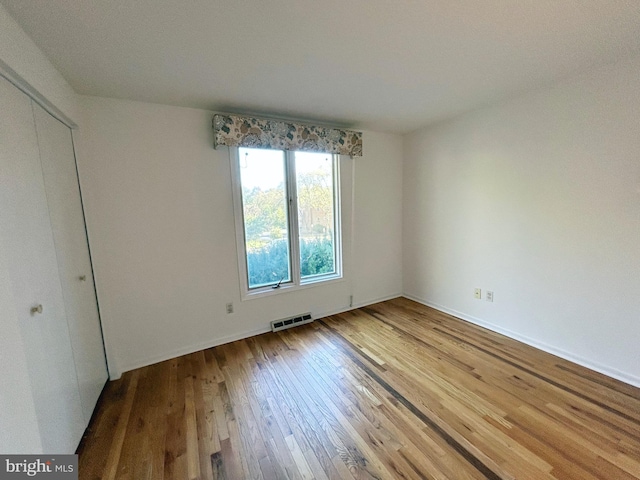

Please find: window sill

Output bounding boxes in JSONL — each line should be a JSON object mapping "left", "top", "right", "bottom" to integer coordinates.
{"left": 241, "top": 274, "right": 344, "bottom": 301}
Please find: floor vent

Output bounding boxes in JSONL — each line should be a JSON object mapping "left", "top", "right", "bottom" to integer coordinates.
{"left": 271, "top": 313, "right": 313, "bottom": 332}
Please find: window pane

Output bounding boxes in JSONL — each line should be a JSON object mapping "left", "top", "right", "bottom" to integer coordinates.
{"left": 295, "top": 152, "right": 336, "bottom": 279}
{"left": 239, "top": 147, "right": 291, "bottom": 288}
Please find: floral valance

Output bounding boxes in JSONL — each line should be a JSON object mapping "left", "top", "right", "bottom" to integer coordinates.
{"left": 213, "top": 114, "right": 362, "bottom": 156}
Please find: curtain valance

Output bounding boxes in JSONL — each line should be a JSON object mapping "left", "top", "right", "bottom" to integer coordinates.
{"left": 213, "top": 114, "right": 362, "bottom": 156}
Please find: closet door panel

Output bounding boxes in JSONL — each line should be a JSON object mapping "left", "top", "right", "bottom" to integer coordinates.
{"left": 0, "top": 76, "right": 85, "bottom": 452}
{"left": 33, "top": 103, "right": 108, "bottom": 423}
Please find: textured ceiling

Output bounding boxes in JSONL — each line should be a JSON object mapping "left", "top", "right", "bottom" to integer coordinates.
{"left": 2, "top": 0, "right": 640, "bottom": 133}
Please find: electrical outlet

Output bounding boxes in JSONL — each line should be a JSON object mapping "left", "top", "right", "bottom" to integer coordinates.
{"left": 474, "top": 288, "right": 481, "bottom": 299}
{"left": 226, "top": 302, "right": 234, "bottom": 314}
{"left": 486, "top": 291, "right": 494, "bottom": 302}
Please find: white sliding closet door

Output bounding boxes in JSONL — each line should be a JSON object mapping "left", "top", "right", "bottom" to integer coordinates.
{"left": 0, "top": 76, "right": 85, "bottom": 452}
{"left": 33, "top": 103, "right": 108, "bottom": 424}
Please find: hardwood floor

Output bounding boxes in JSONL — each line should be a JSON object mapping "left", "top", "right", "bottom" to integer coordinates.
{"left": 78, "top": 297, "right": 640, "bottom": 479}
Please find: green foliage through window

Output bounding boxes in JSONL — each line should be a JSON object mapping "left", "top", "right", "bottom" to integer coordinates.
{"left": 236, "top": 147, "right": 339, "bottom": 291}
{"left": 247, "top": 237, "right": 335, "bottom": 287}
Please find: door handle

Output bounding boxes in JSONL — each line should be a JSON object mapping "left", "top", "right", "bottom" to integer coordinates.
{"left": 30, "top": 304, "right": 43, "bottom": 315}
{"left": 79, "top": 275, "right": 87, "bottom": 282}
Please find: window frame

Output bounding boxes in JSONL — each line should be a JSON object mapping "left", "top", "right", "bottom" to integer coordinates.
{"left": 230, "top": 147, "right": 343, "bottom": 299}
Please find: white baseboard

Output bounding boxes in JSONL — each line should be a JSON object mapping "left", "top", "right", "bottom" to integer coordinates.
{"left": 111, "top": 293, "right": 403, "bottom": 380}
{"left": 110, "top": 326, "right": 271, "bottom": 380}
{"left": 403, "top": 294, "right": 640, "bottom": 389}
{"left": 110, "top": 292, "right": 639, "bottom": 388}
{"left": 314, "top": 292, "right": 403, "bottom": 320}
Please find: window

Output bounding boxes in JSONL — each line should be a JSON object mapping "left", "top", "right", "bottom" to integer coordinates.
{"left": 231, "top": 147, "right": 341, "bottom": 296}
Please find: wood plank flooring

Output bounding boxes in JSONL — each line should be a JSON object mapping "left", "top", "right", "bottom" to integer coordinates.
{"left": 77, "top": 297, "right": 640, "bottom": 479}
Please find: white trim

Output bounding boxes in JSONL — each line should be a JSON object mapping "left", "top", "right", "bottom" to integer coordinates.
{"left": 313, "top": 293, "right": 403, "bottom": 320}
{"left": 403, "top": 293, "right": 640, "bottom": 388}
{"left": 0, "top": 60, "right": 77, "bottom": 129}
{"left": 329, "top": 154, "right": 343, "bottom": 280}
{"left": 229, "top": 147, "right": 254, "bottom": 296}
{"left": 111, "top": 293, "right": 403, "bottom": 379}
{"left": 111, "top": 325, "right": 272, "bottom": 380}
{"left": 287, "top": 151, "right": 300, "bottom": 286}
{"left": 242, "top": 275, "right": 345, "bottom": 301}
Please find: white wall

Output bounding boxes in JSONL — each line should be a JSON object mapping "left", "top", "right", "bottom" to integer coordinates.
{"left": 353, "top": 132, "right": 403, "bottom": 302}
{"left": 76, "top": 96, "right": 403, "bottom": 378}
{"left": 403, "top": 55, "right": 640, "bottom": 386}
